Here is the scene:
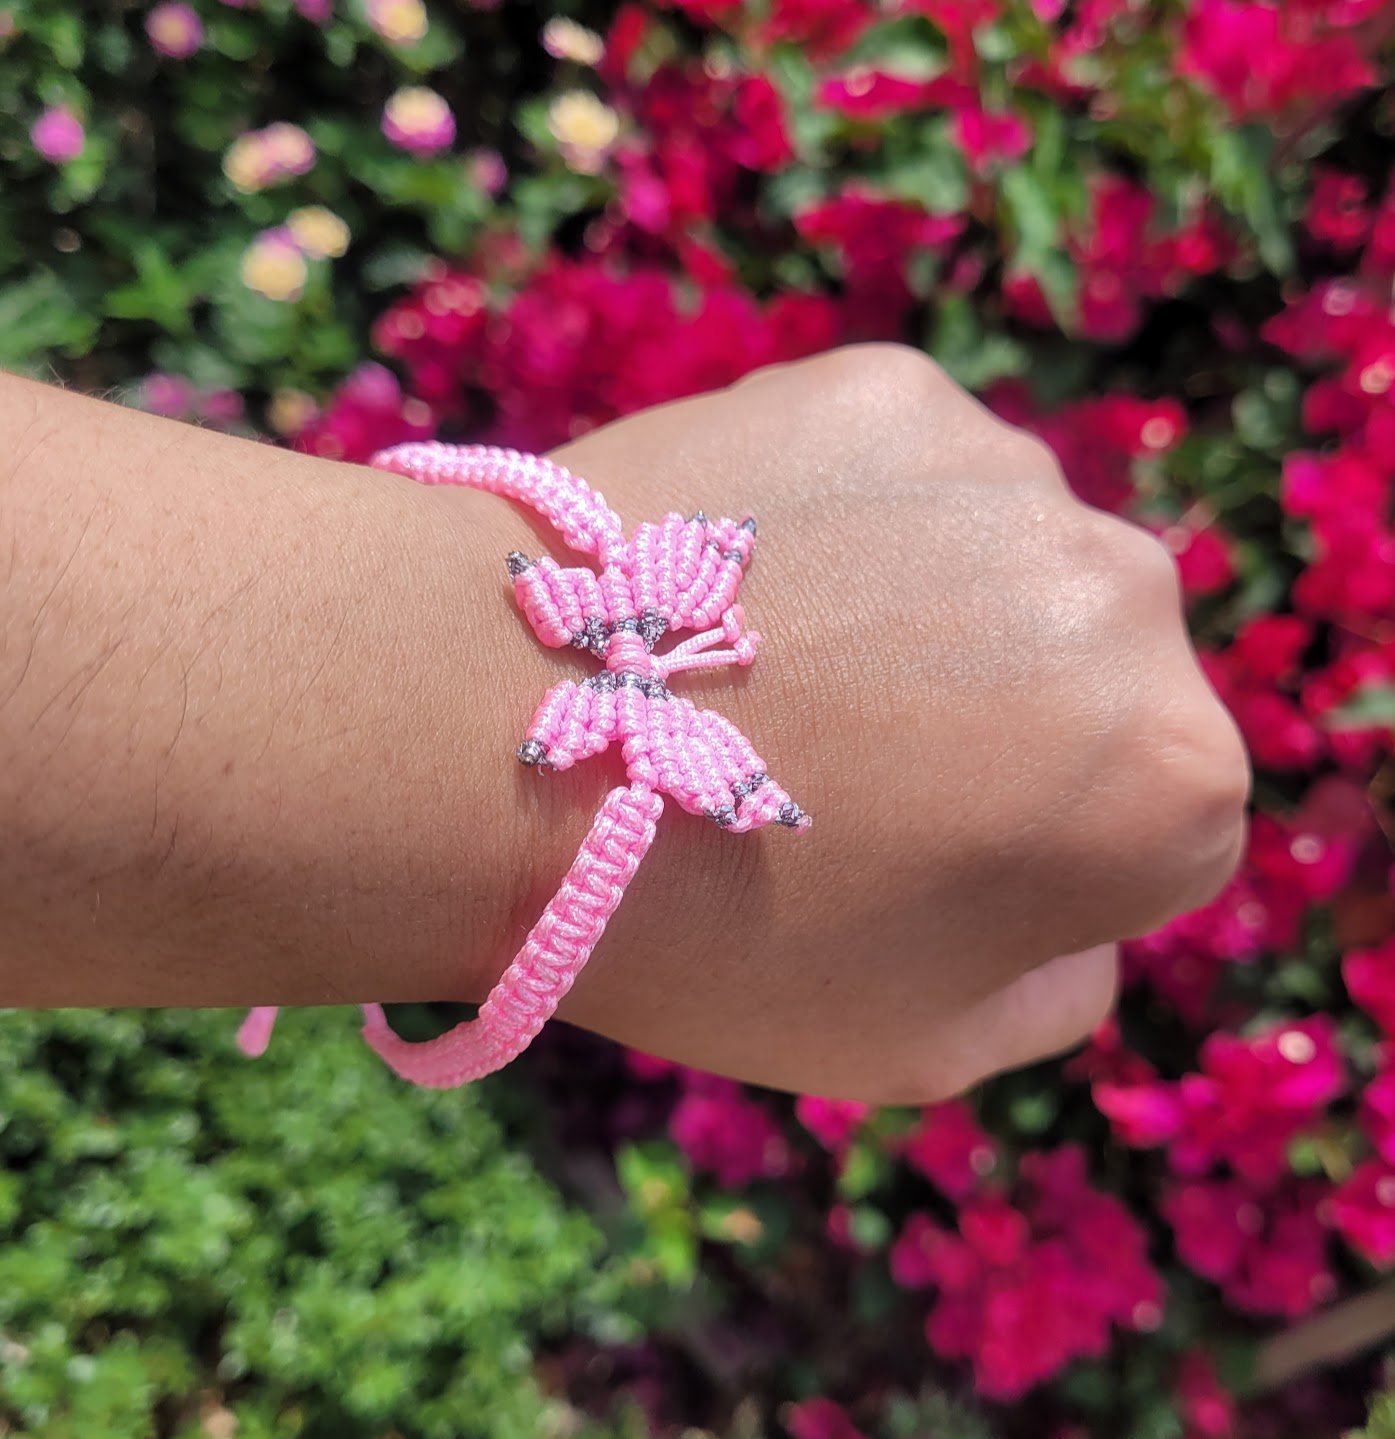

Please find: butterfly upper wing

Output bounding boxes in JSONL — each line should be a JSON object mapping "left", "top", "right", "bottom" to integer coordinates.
{"left": 509, "top": 555, "right": 625, "bottom": 653}
{"left": 621, "top": 689, "right": 809, "bottom": 833}
{"left": 518, "top": 678, "right": 620, "bottom": 772}
{"left": 626, "top": 512, "right": 756, "bottom": 639}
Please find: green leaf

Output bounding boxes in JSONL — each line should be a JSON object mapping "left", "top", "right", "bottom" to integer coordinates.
{"left": 0, "top": 271, "right": 100, "bottom": 368}
{"left": 1208, "top": 124, "right": 1295, "bottom": 276}
{"left": 882, "top": 141, "right": 969, "bottom": 216}
{"left": 927, "top": 295, "right": 1029, "bottom": 392}
{"left": 1325, "top": 686, "right": 1395, "bottom": 731}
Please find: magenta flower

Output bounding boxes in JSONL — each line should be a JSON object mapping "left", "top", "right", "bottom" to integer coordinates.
{"left": 381, "top": 87, "right": 456, "bottom": 157}
{"left": 668, "top": 1074, "right": 791, "bottom": 1187}
{"left": 1330, "top": 1160, "right": 1395, "bottom": 1267}
{"left": 785, "top": 1399, "right": 868, "bottom": 1439}
{"left": 795, "top": 1095, "right": 869, "bottom": 1155}
{"left": 145, "top": 2, "right": 204, "bottom": 58}
{"left": 30, "top": 105, "right": 85, "bottom": 164}
{"left": 895, "top": 1146, "right": 1162, "bottom": 1399}
{"left": 1098, "top": 1016, "right": 1345, "bottom": 1187}
{"left": 899, "top": 1100, "right": 998, "bottom": 1199}
{"left": 1346, "top": 936, "right": 1395, "bottom": 1034}
{"left": 1180, "top": 0, "right": 1376, "bottom": 120}
{"left": 1164, "top": 1177, "right": 1335, "bottom": 1317}
{"left": 952, "top": 103, "right": 1034, "bottom": 172}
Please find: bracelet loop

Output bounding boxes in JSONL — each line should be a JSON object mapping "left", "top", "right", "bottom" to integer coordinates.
{"left": 238, "top": 444, "right": 809, "bottom": 1085}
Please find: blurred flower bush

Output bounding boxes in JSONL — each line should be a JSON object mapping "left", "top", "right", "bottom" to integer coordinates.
{"left": 3, "top": 0, "right": 1395, "bottom": 1436}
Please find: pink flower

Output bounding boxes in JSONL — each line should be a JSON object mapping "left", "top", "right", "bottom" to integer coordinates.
{"left": 797, "top": 189, "right": 964, "bottom": 332}
{"left": 1361, "top": 1065, "right": 1395, "bottom": 1164}
{"left": 294, "top": 0, "right": 333, "bottom": 17}
{"left": 292, "top": 362, "right": 435, "bottom": 463}
{"left": 382, "top": 86, "right": 456, "bottom": 156}
{"left": 758, "top": 0, "right": 874, "bottom": 60}
{"left": 139, "top": 372, "right": 196, "bottom": 419}
{"left": 988, "top": 386, "right": 1186, "bottom": 514}
{"left": 30, "top": 105, "right": 85, "bottom": 164}
{"left": 145, "top": 2, "right": 204, "bottom": 58}
{"left": 466, "top": 147, "right": 508, "bottom": 196}
{"left": 1206, "top": 617, "right": 1326, "bottom": 773}
{"left": 1330, "top": 1160, "right": 1395, "bottom": 1266}
{"left": 1302, "top": 640, "right": 1395, "bottom": 770}
{"left": 728, "top": 75, "right": 794, "bottom": 172}
{"left": 223, "top": 122, "right": 316, "bottom": 191}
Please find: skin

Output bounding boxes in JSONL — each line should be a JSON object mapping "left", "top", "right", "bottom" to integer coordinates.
{"left": 0, "top": 348, "right": 1249, "bottom": 1102}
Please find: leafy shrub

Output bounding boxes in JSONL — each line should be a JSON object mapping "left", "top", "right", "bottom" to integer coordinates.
{"left": 0, "top": 1008, "right": 613, "bottom": 1437}
{"left": 3, "top": 0, "right": 1395, "bottom": 1435}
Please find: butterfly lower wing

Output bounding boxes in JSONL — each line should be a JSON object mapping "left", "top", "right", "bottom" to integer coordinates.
{"left": 518, "top": 678, "right": 619, "bottom": 772}
{"left": 623, "top": 691, "right": 809, "bottom": 833}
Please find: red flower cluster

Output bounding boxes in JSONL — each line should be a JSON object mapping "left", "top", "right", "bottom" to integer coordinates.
{"left": 1163, "top": 1177, "right": 1336, "bottom": 1318}
{"left": 1096, "top": 1017, "right": 1343, "bottom": 1180}
{"left": 1005, "top": 176, "right": 1235, "bottom": 344}
{"left": 1179, "top": 0, "right": 1377, "bottom": 121}
{"left": 890, "top": 1146, "right": 1161, "bottom": 1399}
{"left": 364, "top": 254, "right": 838, "bottom": 452}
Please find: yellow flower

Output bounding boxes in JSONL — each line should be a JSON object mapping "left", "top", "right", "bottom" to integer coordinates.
{"left": 367, "top": 0, "right": 427, "bottom": 45}
{"left": 541, "top": 18, "right": 604, "bottom": 66}
{"left": 266, "top": 388, "right": 318, "bottom": 437}
{"left": 286, "top": 206, "right": 350, "bottom": 260}
{"left": 240, "top": 230, "right": 308, "bottom": 302}
{"left": 547, "top": 90, "right": 619, "bottom": 174}
{"left": 223, "top": 135, "right": 266, "bottom": 193}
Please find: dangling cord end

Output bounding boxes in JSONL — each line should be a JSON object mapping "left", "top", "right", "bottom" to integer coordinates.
{"left": 359, "top": 1002, "right": 391, "bottom": 1038}
{"left": 656, "top": 606, "right": 760, "bottom": 678}
{"left": 237, "top": 1006, "right": 280, "bottom": 1058}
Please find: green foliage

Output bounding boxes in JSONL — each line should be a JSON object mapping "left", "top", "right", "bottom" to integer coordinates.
{"left": 1350, "top": 1377, "right": 1395, "bottom": 1439}
{"left": 0, "top": 0, "right": 544, "bottom": 397}
{"left": 0, "top": 1008, "right": 611, "bottom": 1438}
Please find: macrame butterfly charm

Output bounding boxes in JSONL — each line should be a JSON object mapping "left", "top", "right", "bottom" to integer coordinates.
{"left": 238, "top": 443, "right": 809, "bottom": 1088}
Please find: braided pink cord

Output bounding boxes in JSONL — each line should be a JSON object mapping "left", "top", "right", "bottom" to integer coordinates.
{"left": 237, "top": 443, "right": 808, "bottom": 1087}
{"left": 359, "top": 783, "right": 662, "bottom": 1087}
{"left": 373, "top": 441, "right": 627, "bottom": 564}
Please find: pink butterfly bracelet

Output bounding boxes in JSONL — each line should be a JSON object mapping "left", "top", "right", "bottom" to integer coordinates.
{"left": 237, "top": 443, "right": 810, "bottom": 1087}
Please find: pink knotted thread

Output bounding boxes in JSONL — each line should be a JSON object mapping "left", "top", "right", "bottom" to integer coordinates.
{"left": 238, "top": 444, "right": 809, "bottom": 1086}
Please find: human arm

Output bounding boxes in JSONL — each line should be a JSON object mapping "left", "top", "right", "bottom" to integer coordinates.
{"left": 0, "top": 349, "right": 1248, "bottom": 1101}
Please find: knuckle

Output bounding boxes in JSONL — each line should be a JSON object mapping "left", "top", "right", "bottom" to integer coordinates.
{"left": 1122, "top": 523, "right": 1185, "bottom": 598}
{"left": 998, "top": 426, "right": 1068, "bottom": 489}
{"left": 1128, "top": 695, "right": 1251, "bottom": 920}
{"left": 1076, "top": 509, "right": 1184, "bottom": 610}
{"left": 828, "top": 341, "right": 951, "bottom": 398}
